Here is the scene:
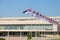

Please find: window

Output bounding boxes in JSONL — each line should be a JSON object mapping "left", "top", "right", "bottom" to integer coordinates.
{"left": 0, "top": 24, "right": 53, "bottom": 30}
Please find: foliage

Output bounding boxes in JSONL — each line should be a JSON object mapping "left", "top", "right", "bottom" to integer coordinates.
{"left": 27, "top": 32, "right": 32, "bottom": 40}
{"left": 0, "top": 38, "right": 5, "bottom": 40}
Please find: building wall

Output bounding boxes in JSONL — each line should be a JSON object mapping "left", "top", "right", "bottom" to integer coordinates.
{"left": 57, "top": 24, "right": 60, "bottom": 32}
{"left": 0, "top": 17, "right": 59, "bottom": 32}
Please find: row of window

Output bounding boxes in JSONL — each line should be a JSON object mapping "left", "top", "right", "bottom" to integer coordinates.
{"left": 0, "top": 32, "right": 58, "bottom": 37}
{"left": 0, "top": 24, "right": 53, "bottom": 30}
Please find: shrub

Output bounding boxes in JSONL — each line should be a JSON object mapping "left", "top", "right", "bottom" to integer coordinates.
{"left": 27, "top": 32, "right": 32, "bottom": 40}
{"left": 0, "top": 38, "right": 5, "bottom": 40}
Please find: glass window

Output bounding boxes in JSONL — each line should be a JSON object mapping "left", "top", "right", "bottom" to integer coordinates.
{"left": 0, "top": 24, "right": 53, "bottom": 30}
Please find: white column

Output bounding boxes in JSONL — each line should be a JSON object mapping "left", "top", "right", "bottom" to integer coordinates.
{"left": 30, "top": 24, "right": 32, "bottom": 40}
{"left": 44, "top": 26, "right": 45, "bottom": 38}
{"left": 20, "top": 31, "right": 22, "bottom": 40}
{"left": 7, "top": 31, "right": 9, "bottom": 40}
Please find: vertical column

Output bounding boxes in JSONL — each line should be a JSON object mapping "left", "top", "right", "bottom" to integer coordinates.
{"left": 20, "top": 31, "right": 22, "bottom": 40}
{"left": 35, "top": 32, "right": 36, "bottom": 37}
{"left": 20, "top": 31, "right": 21, "bottom": 40}
{"left": 44, "top": 26, "right": 45, "bottom": 38}
{"left": 44, "top": 25, "right": 46, "bottom": 40}
{"left": 7, "top": 31, "right": 9, "bottom": 40}
{"left": 30, "top": 24, "right": 32, "bottom": 40}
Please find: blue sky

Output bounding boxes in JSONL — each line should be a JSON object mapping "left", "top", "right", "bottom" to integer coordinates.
{"left": 0, "top": 0, "right": 60, "bottom": 17}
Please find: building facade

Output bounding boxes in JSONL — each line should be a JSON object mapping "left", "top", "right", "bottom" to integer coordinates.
{"left": 0, "top": 16, "right": 60, "bottom": 40}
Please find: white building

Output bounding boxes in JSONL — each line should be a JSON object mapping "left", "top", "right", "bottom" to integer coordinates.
{"left": 0, "top": 16, "right": 60, "bottom": 40}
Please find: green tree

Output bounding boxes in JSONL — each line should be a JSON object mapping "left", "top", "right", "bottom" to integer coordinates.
{"left": 27, "top": 32, "right": 32, "bottom": 40}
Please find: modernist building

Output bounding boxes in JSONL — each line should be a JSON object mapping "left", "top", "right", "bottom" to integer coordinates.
{"left": 0, "top": 16, "right": 60, "bottom": 40}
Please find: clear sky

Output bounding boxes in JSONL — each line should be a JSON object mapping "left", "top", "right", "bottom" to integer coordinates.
{"left": 0, "top": 0, "right": 60, "bottom": 17}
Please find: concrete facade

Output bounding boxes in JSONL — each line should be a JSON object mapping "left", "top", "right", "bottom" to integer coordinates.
{"left": 0, "top": 16, "right": 60, "bottom": 40}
